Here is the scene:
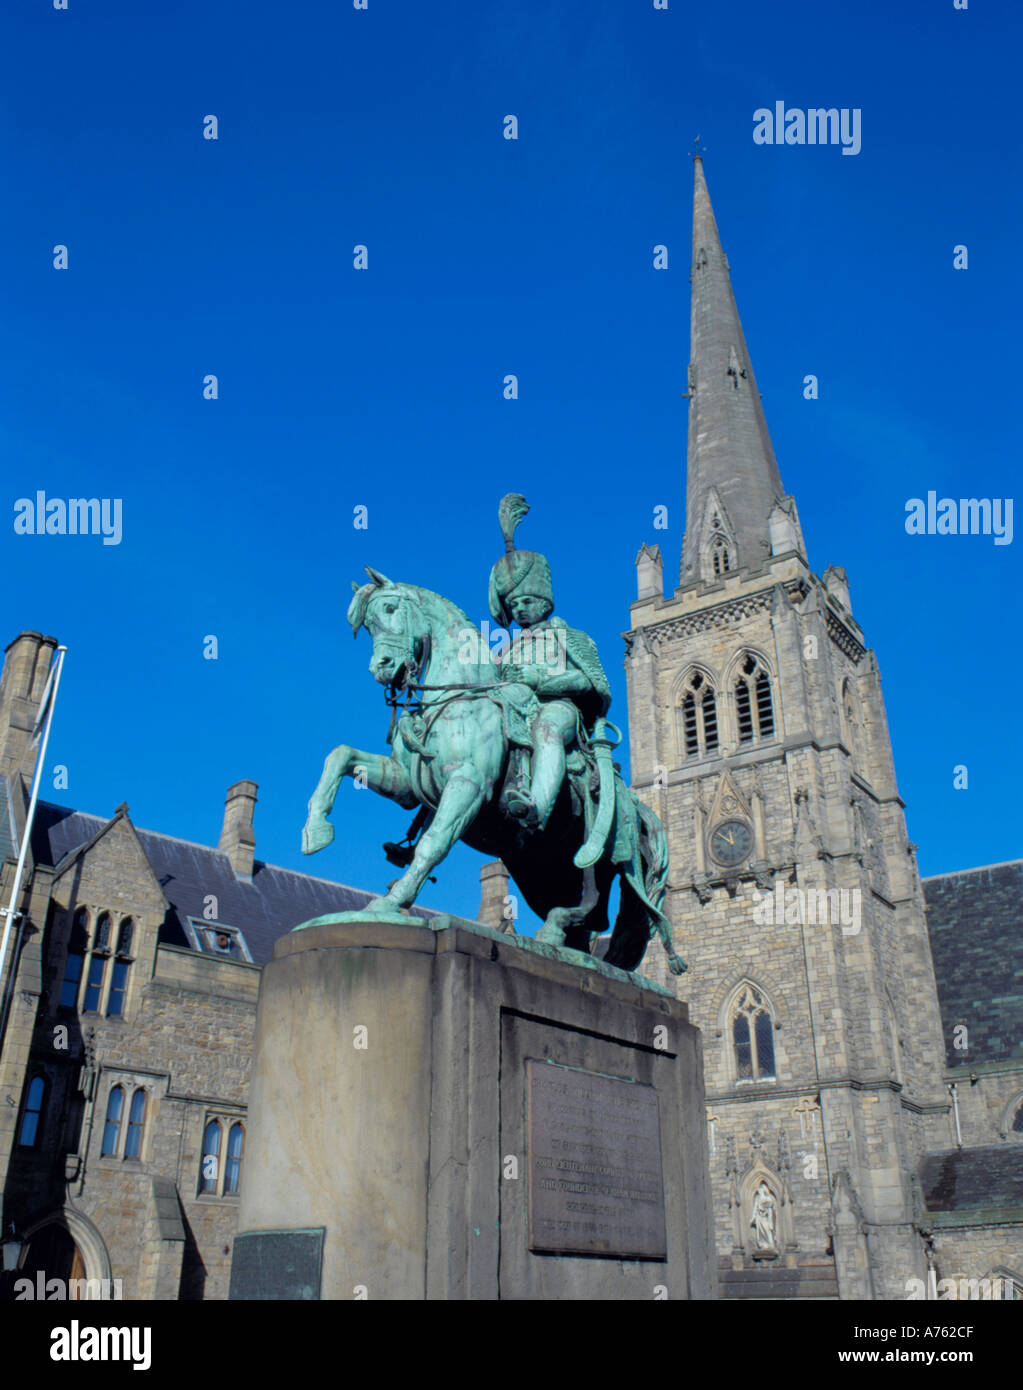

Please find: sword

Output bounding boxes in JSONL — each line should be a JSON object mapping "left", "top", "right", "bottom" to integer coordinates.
{"left": 574, "top": 718, "right": 621, "bottom": 869}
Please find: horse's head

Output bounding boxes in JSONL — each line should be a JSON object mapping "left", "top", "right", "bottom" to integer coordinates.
{"left": 348, "top": 568, "right": 429, "bottom": 688}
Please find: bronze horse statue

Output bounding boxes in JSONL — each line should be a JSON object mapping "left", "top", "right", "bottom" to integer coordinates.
{"left": 301, "top": 568, "right": 684, "bottom": 976}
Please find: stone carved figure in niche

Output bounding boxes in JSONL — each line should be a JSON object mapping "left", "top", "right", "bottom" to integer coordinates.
{"left": 750, "top": 1180, "right": 778, "bottom": 1251}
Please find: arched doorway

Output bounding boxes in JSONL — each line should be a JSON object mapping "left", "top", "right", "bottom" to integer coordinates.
{"left": 13, "top": 1209, "right": 112, "bottom": 1298}
{"left": 14, "top": 1223, "right": 84, "bottom": 1296}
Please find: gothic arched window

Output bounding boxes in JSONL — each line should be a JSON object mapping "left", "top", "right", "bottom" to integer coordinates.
{"left": 1012, "top": 1102, "right": 1023, "bottom": 1136}
{"left": 677, "top": 670, "right": 719, "bottom": 760}
{"left": 101, "top": 1086, "right": 124, "bottom": 1156}
{"left": 224, "top": 1123, "right": 245, "bottom": 1195}
{"left": 735, "top": 654, "right": 775, "bottom": 743}
{"left": 125, "top": 1088, "right": 147, "bottom": 1159}
{"left": 84, "top": 912, "right": 112, "bottom": 1012}
{"left": 731, "top": 984, "right": 776, "bottom": 1081}
{"left": 116, "top": 917, "right": 134, "bottom": 956}
{"left": 93, "top": 912, "right": 111, "bottom": 954}
{"left": 60, "top": 908, "right": 89, "bottom": 1009}
{"left": 200, "top": 1121, "right": 222, "bottom": 1194}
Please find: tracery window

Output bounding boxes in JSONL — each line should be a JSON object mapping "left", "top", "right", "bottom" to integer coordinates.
{"left": 677, "top": 670, "right": 719, "bottom": 759}
{"left": 731, "top": 984, "right": 776, "bottom": 1081}
{"left": 199, "top": 1117, "right": 245, "bottom": 1196}
{"left": 735, "top": 654, "right": 775, "bottom": 743}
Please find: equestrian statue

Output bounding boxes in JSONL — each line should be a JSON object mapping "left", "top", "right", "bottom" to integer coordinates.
{"left": 300, "top": 494, "right": 685, "bottom": 977}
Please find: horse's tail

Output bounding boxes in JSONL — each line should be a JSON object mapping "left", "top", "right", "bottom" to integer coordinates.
{"left": 636, "top": 797, "right": 686, "bottom": 976}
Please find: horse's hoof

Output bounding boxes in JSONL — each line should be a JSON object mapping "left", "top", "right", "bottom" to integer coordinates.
{"left": 505, "top": 790, "right": 540, "bottom": 828}
{"left": 365, "top": 896, "right": 407, "bottom": 915}
{"left": 302, "top": 819, "right": 334, "bottom": 855}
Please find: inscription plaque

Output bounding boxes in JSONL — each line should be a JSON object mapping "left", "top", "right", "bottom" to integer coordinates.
{"left": 526, "top": 1059, "right": 667, "bottom": 1259}
{"left": 229, "top": 1227, "right": 324, "bottom": 1300}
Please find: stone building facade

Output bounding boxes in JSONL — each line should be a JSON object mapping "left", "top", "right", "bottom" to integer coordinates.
{"left": 623, "top": 157, "right": 1022, "bottom": 1299}
{"left": 0, "top": 635, "right": 506, "bottom": 1300}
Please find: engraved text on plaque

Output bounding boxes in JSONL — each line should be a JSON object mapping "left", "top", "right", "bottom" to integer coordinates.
{"left": 526, "top": 1060, "right": 667, "bottom": 1258}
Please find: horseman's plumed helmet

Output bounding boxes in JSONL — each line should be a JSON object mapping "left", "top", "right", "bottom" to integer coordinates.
{"left": 488, "top": 494, "right": 554, "bottom": 627}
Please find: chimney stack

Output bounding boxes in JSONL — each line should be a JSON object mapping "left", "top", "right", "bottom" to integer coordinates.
{"left": 477, "top": 860, "right": 513, "bottom": 933}
{"left": 218, "top": 780, "right": 258, "bottom": 879}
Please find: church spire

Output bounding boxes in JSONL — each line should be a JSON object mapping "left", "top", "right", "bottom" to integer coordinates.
{"left": 680, "top": 156, "right": 801, "bottom": 585}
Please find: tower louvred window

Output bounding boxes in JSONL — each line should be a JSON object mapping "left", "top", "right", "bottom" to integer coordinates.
{"left": 736, "top": 655, "right": 774, "bottom": 743}
{"left": 678, "top": 671, "right": 719, "bottom": 759}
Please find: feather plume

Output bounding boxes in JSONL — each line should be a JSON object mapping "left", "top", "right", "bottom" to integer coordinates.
{"left": 498, "top": 493, "right": 529, "bottom": 551}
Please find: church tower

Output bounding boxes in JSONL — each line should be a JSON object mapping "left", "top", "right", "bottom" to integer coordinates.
{"left": 625, "top": 157, "right": 952, "bottom": 1299}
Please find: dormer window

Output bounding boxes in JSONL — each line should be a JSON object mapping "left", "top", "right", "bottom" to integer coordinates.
{"left": 701, "top": 498, "right": 737, "bottom": 582}
{"left": 184, "top": 918, "right": 253, "bottom": 963}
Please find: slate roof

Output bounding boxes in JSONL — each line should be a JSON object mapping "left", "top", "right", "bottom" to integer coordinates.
{"left": 920, "top": 1145, "right": 1023, "bottom": 1214}
{"left": 923, "top": 861, "right": 1023, "bottom": 1067}
{"left": 28, "top": 799, "right": 437, "bottom": 968}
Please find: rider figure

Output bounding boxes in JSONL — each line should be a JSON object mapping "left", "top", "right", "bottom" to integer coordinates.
{"left": 488, "top": 494, "right": 611, "bottom": 831}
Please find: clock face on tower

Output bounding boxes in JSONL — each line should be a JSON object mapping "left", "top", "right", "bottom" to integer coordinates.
{"left": 709, "top": 818, "right": 754, "bottom": 867}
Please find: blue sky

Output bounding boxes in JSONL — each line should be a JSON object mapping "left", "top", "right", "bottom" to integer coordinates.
{"left": 2, "top": 0, "right": 1020, "bottom": 929}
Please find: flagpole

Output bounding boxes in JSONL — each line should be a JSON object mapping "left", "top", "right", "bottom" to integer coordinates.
{"left": 0, "top": 645, "right": 68, "bottom": 1061}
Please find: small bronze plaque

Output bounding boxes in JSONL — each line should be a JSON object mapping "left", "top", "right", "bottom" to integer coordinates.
{"left": 229, "top": 1228, "right": 324, "bottom": 1300}
{"left": 526, "top": 1060, "right": 667, "bottom": 1258}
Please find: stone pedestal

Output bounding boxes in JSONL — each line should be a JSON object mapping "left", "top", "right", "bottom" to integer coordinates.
{"left": 230, "top": 915, "right": 715, "bottom": 1300}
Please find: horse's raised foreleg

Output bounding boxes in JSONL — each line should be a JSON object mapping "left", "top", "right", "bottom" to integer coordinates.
{"left": 366, "top": 767, "right": 486, "bottom": 911}
{"left": 302, "top": 745, "right": 418, "bottom": 854}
